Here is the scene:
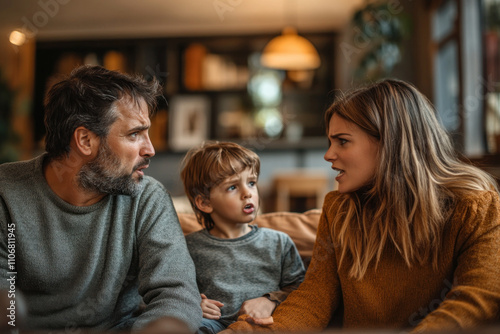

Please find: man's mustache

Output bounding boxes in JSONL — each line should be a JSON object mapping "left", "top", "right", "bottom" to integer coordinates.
{"left": 134, "top": 158, "right": 150, "bottom": 171}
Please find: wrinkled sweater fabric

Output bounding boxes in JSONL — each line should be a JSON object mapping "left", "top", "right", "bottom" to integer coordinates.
{"left": 226, "top": 190, "right": 500, "bottom": 332}
{"left": 0, "top": 154, "right": 202, "bottom": 332}
{"left": 186, "top": 225, "right": 305, "bottom": 325}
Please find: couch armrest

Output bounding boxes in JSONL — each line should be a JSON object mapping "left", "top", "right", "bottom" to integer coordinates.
{"left": 177, "top": 212, "right": 202, "bottom": 235}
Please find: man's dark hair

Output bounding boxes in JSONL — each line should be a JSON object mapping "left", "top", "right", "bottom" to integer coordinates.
{"left": 43, "top": 65, "right": 162, "bottom": 159}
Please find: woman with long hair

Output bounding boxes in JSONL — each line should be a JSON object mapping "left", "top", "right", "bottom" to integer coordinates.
{"left": 223, "top": 79, "right": 500, "bottom": 333}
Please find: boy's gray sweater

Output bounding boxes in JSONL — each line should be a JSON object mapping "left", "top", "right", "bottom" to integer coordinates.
{"left": 186, "top": 225, "right": 305, "bottom": 325}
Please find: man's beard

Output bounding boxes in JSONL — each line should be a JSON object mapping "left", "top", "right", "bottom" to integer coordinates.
{"left": 78, "top": 141, "right": 149, "bottom": 196}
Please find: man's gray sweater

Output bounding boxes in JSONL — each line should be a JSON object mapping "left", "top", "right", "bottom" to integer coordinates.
{"left": 0, "top": 154, "right": 202, "bottom": 331}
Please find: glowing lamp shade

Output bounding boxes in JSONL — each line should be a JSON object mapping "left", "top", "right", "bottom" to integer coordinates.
{"left": 9, "top": 30, "right": 26, "bottom": 46}
{"left": 261, "top": 27, "right": 320, "bottom": 70}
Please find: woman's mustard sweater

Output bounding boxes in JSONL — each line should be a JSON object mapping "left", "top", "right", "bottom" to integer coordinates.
{"left": 225, "top": 190, "right": 500, "bottom": 332}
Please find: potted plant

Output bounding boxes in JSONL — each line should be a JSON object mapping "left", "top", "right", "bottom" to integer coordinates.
{"left": 350, "top": 1, "right": 411, "bottom": 82}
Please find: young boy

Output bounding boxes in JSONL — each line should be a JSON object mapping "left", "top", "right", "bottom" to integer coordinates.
{"left": 180, "top": 141, "right": 305, "bottom": 334}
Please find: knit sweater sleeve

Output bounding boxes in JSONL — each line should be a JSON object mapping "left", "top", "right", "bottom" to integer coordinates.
{"left": 264, "top": 234, "right": 305, "bottom": 305}
{"left": 226, "top": 192, "right": 342, "bottom": 332}
{"left": 412, "top": 190, "right": 500, "bottom": 332}
{"left": 131, "top": 180, "right": 202, "bottom": 332}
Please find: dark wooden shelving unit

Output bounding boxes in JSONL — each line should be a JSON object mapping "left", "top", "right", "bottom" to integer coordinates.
{"left": 33, "top": 32, "right": 338, "bottom": 152}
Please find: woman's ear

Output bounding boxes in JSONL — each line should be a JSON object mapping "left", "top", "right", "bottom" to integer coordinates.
{"left": 195, "top": 195, "right": 213, "bottom": 214}
{"left": 73, "top": 126, "right": 99, "bottom": 156}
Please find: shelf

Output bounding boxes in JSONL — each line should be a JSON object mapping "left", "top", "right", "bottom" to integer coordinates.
{"left": 228, "top": 137, "right": 328, "bottom": 152}
{"left": 33, "top": 32, "right": 337, "bottom": 152}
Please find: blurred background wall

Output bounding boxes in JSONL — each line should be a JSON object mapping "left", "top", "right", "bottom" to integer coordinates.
{"left": 0, "top": 0, "right": 499, "bottom": 212}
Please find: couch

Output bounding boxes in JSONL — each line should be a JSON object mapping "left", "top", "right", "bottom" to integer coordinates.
{"left": 177, "top": 209, "right": 321, "bottom": 267}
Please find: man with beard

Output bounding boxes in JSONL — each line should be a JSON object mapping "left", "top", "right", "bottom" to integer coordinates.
{"left": 0, "top": 65, "right": 202, "bottom": 333}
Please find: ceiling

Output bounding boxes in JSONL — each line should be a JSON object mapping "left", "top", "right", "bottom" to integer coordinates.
{"left": 0, "top": 0, "right": 365, "bottom": 41}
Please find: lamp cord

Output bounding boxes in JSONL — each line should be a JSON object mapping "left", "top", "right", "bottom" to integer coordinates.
{"left": 284, "top": 0, "right": 298, "bottom": 29}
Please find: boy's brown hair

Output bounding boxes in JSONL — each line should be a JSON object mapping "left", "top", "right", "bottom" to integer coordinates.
{"left": 180, "top": 141, "right": 260, "bottom": 230}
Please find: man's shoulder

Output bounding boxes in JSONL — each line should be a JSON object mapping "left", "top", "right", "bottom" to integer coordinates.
{"left": 135, "top": 175, "right": 168, "bottom": 197}
{"left": 122, "top": 176, "right": 175, "bottom": 215}
{"left": 0, "top": 156, "right": 41, "bottom": 184}
{"left": 142, "top": 175, "right": 164, "bottom": 187}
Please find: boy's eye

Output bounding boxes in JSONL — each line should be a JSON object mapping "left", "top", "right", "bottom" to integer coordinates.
{"left": 227, "top": 185, "right": 236, "bottom": 191}
{"left": 249, "top": 181, "right": 256, "bottom": 187}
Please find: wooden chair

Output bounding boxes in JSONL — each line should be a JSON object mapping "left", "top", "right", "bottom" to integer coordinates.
{"left": 271, "top": 169, "right": 333, "bottom": 212}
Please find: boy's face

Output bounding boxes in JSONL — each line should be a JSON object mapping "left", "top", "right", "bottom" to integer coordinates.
{"left": 203, "top": 167, "right": 259, "bottom": 228}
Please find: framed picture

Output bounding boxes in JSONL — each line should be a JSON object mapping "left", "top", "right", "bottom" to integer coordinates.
{"left": 168, "top": 95, "right": 211, "bottom": 151}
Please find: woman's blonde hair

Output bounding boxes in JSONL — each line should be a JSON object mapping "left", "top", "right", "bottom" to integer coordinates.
{"left": 326, "top": 79, "right": 498, "bottom": 279}
{"left": 180, "top": 141, "right": 260, "bottom": 230}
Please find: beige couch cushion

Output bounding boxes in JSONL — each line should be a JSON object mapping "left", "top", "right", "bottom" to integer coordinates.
{"left": 177, "top": 209, "right": 321, "bottom": 262}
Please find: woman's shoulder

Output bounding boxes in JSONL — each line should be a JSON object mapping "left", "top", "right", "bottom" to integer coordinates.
{"left": 447, "top": 189, "right": 500, "bottom": 257}
{"left": 453, "top": 189, "right": 499, "bottom": 210}
{"left": 449, "top": 189, "right": 500, "bottom": 231}
{"left": 322, "top": 190, "right": 345, "bottom": 214}
{"left": 323, "top": 190, "right": 343, "bottom": 203}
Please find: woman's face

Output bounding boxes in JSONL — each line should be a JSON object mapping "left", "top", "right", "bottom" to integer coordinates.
{"left": 324, "top": 113, "right": 380, "bottom": 193}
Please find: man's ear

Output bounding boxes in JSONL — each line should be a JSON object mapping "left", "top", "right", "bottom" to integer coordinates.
{"left": 195, "top": 195, "right": 213, "bottom": 214}
{"left": 73, "top": 126, "right": 99, "bottom": 156}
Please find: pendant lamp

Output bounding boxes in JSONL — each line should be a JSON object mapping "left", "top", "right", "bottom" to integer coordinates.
{"left": 261, "top": 26, "right": 321, "bottom": 71}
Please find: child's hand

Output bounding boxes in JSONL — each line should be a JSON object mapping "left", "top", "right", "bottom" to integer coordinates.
{"left": 200, "top": 293, "right": 224, "bottom": 320}
{"left": 237, "top": 296, "right": 277, "bottom": 319}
